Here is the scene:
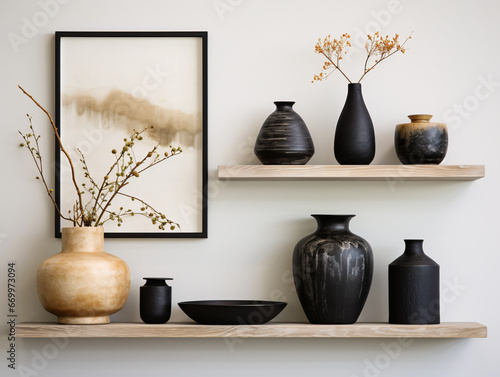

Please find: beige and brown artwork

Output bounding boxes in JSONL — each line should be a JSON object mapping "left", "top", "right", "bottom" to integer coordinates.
{"left": 58, "top": 36, "right": 205, "bottom": 234}
{"left": 63, "top": 89, "right": 202, "bottom": 148}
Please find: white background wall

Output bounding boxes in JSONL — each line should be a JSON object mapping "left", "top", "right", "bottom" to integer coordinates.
{"left": 1, "top": 0, "right": 499, "bottom": 376}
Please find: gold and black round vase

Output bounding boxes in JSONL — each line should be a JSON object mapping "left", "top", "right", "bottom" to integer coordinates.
{"left": 140, "top": 278, "right": 173, "bottom": 324}
{"left": 254, "top": 101, "right": 315, "bottom": 165}
{"left": 293, "top": 215, "right": 373, "bottom": 324}
{"left": 389, "top": 240, "right": 440, "bottom": 324}
{"left": 395, "top": 114, "right": 448, "bottom": 164}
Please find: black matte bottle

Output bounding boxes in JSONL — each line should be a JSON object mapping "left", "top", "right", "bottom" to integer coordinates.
{"left": 334, "top": 83, "right": 375, "bottom": 165}
{"left": 140, "top": 278, "right": 172, "bottom": 324}
{"left": 389, "top": 240, "right": 440, "bottom": 324}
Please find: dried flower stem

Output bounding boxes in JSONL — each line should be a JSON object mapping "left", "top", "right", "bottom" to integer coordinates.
{"left": 18, "top": 85, "right": 85, "bottom": 225}
{"left": 93, "top": 153, "right": 149, "bottom": 225}
{"left": 18, "top": 120, "right": 74, "bottom": 224}
{"left": 313, "top": 33, "right": 353, "bottom": 83}
{"left": 357, "top": 32, "right": 412, "bottom": 83}
{"left": 115, "top": 192, "right": 180, "bottom": 230}
{"left": 313, "top": 32, "right": 412, "bottom": 84}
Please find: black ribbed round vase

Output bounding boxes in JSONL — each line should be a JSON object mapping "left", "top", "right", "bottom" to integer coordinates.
{"left": 292, "top": 215, "right": 373, "bottom": 324}
{"left": 254, "top": 101, "right": 315, "bottom": 164}
{"left": 334, "top": 83, "right": 375, "bottom": 165}
{"left": 389, "top": 240, "right": 440, "bottom": 324}
{"left": 140, "top": 277, "right": 173, "bottom": 324}
{"left": 395, "top": 114, "right": 448, "bottom": 164}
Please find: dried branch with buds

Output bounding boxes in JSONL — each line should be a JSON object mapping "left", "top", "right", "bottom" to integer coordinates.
{"left": 18, "top": 85, "right": 182, "bottom": 231}
{"left": 313, "top": 31, "right": 412, "bottom": 84}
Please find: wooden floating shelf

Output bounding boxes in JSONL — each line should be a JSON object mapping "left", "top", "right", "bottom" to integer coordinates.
{"left": 217, "top": 165, "right": 485, "bottom": 181}
{"left": 17, "top": 322, "right": 487, "bottom": 339}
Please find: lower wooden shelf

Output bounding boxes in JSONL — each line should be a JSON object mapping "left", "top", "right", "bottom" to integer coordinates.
{"left": 17, "top": 322, "right": 487, "bottom": 339}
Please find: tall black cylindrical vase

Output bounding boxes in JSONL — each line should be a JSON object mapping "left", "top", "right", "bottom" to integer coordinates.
{"left": 389, "top": 240, "right": 440, "bottom": 324}
{"left": 254, "top": 101, "right": 315, "bottom": 165}
{"left": 334, "top": 83, "right": 375, "bottom": 165}
{"left": 293, "top": 214, "right": 373, "bottom": 324}
{"left": 140, "top": 278, "right": 173, "bottom": 324}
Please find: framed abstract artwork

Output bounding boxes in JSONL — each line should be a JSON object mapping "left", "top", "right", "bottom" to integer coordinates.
{"left": 55, "top": 31, "right": 208, "bottom": 238}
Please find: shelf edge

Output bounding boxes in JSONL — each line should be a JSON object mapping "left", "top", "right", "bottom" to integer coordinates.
{"left": 217, "top": 165, "right": 486, "bottom": 181}
{"left": 17, "top": 322, "right": 487, "bottom": 339}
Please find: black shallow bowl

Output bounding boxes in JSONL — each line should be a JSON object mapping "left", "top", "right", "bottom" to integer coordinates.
{"left": 178, "top": 300, "right": 287, "bottom": 325}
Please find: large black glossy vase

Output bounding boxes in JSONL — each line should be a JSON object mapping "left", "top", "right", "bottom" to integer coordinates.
{"left": 254, "top": 101, "right": 315, "bottom": 164}
{"left": 140, "top": 278, "right": 173, "bottom": 324}
{"left": 293, "top": 215, "right": 373, "bottom": 324}
{"left": 389, "top": 240, "right": 440, "bottom": 324}
{"left": 334, "top": 83, "right": 375, "bottom": 165}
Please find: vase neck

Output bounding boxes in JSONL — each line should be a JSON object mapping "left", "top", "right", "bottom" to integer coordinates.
{"left": 61, "top": 227, "right": 104, "bottom": 253}
{"left": 347, "top": 83, "right": 363, "bottom": 95}
{"left": 273, "top": 101, "right": 295, "bottom": 111}
{"left": 403, "top": 239, "right": 425, "bottom": 255}
{"left": 312, "top": 214, "right": 354, "bottom": 232}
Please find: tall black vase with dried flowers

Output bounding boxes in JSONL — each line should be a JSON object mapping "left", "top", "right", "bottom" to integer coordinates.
{"left": 313, "top": 32, "right": 412, "bottom": 165}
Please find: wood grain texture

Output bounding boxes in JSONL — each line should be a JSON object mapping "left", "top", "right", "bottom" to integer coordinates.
{"left": 217, "top": 165, "right": 485, "bottom": 181}
{"left": 17, "top": 322, "right": 487, "bottom": 338}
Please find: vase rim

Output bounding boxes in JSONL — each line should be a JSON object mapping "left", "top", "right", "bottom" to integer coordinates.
{"left": 143, "top": 277, "right": 173, "bottom": 280}
{"left": 273, "top": 101, "right": 295, "bottom": 105}
{"left": 311, "top": 214, "right": 356, "bottom": 217}
{"left": 61, "top": 226, "right": 104, "bottom": 229}
{"left": 61, "top": 226, "right": 104, "bottom": 234}
{"left": 404, "top": 239, "right": 424, "bottom": 242}
{"left": 408, "top": 114, "right": 432, "bottom": 122}
{"left": 397, "top": 114, "right": 446, "bottom": 128}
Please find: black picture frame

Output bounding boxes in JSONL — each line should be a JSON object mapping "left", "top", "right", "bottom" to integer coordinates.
{"left": 55, "top": 31, "right": 208, "bottom": 238}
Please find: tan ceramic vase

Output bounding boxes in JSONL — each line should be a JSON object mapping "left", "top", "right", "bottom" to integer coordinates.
{"left": 36, "top": 227, "right": 130, "bottom": 324}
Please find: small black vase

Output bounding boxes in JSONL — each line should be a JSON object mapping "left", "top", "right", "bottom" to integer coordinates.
{"left": 293, "top": 215, "right": 373, "bottom": 324}
{"left": 254, "top": 101, "right": 315, "bottom": 164}
{"left": 389, "top": 240, "right": 440, "bottom": 324}
{"left": 140, "top": 278, "right": 173, "bottom": 324}
{"left": 334, "top": 83, "right": 375, "bottom": 165}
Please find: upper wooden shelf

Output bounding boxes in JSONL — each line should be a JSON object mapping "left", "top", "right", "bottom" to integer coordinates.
{"left": 217, "top": 165, "right": 485, "bottom": 181}
{"left": 17, "top": 322, "right": 486, "bottom": 339}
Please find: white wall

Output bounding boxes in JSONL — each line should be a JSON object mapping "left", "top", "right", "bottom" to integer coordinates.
{"left": 1, "top": 0, "right": 498, "bottom": 375}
